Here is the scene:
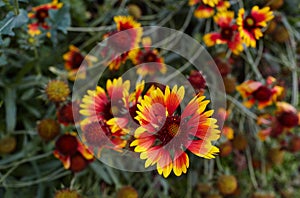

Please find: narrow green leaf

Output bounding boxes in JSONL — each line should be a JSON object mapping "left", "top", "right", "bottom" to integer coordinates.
{"left": 90, "top": 162, "right": 113, "bottom": 185}
{"left": 0, "top": 9, "right": 28, "bottom": 36}
{"left": 4, "top": 88, "right": 17, "bottom": 132}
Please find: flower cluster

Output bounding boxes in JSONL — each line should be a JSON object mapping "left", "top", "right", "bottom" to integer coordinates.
{"left": 42, "top": 79, "right": 94, "bottom": 172}
{"left": 80, "top": 77, "right": 220, "bottom": 177}
{"left": 189, "top": 0, "right": 230, "bottom": 19}
{"left": 27, "top": 0, "right": 63, "bottom": 36}
{"left": 192, "top": 2, "right": 274, "bottom": 54}
{"left": 236, "top": 76, "right": 283, "bottom": 109}
{"left": 101, "top": 16, "right": 166, "bottom": 77}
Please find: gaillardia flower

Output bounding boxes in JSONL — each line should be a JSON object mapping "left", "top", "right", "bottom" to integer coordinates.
{"left": 28, "top": 0, "right": 63, "bottom": 35}
{"left": 236, "top": 77, "right": 283, "bottom": 109}
{"left": 106, "top": 80, "right": 145, "bottom": 134}
{"left": 28, "top": 23, "right": 41, "bottom": 36}
{"left": 129, "top": 37, "right": 166, "bottom": 76}
{"left": 54, "top": 189, "right": 81, "bottom": 198}
{"left": 45, "top": 80, "right": 70, "bottom": 103}
{"left": 37, "top": 118, "right": 60, "bottom": 141}
{"left": 203, "top": 11, "right": 244, "bottom": 55}
{"left": 80, "top": 119, "right": 127, "bottom": 157}
{"left": 237, "top": 6, "right": 274, "bottom": 48}
{"left": 104, "top": 16, "right": 143, "bottom": 70}
{"left": 63, "top": 45, "right": 87, "bottom": 80}
{"left": 189, "top": 0, "right": 230, "bottom": 19}
{"left": 57, "top": 101, "right": 80, "bottom": 126}
{"left": 258, "top": 102, "right": 299, "bottom": 140}
{"left": 275, "top": 102, "right": 299, "bottom": 129}
{"left": 130, "top": 85, "right": 220, "bottom": 177}
{"left": 53, "top": 133, "right": 94, "bottom": 172}
{"left": 80, "top": 77, "right": 130, "bottom": 122}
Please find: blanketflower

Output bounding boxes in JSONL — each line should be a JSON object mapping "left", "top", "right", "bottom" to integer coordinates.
{"left": 130, "top": 85, "right": 220, "bottom": 177}
{"left": 189, "top": 0, "right": 230, "bottom": 19}
{"left": 57, "top": 101, "right": 80, "bottom": 126}
{"left": 27, "top": 0, "right": 63, "bottom": 36}
{"left": 236, "top": 76, "right": 283, "bottom": 109}
{"left": 104, "top": 16, "right": 143, "bottom": 70}
{"left": 62, "top": 45, "right": 96, "bottom": 80}
{"left": 28, "top": 23, "right": 41, "bottom": 36}
{"left": 203, "top": 11, "right": 244, "bottom": 55}
{"left": 237, "top": 6, "right": 274, "bottom": 48}
{"left": 276, "top": 102, "right": 299, "bottom": 129}
{"left": 129, "top": 37, "right": 166, "bottom": 76}
{"left": 106, "top": 81, "right": 145, "bottom": 134}
{"left": 80, "top": 77, "right": 130, "bottom": 122}
{"left": 257, "top": 102, "right": 300, "bottom": 140}
{"left": 53, "top": 133, "right": 94, "bottom": 172}
{"left": 80, "top": 119, "right": 127, "bottom": 157}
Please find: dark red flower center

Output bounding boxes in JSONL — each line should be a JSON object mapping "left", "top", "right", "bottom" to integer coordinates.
{"left": 101, "top": 102, "right": 114, "bottom": 121}
{"left": 57, "top": 102, "right": 75, "bottom": 125}
{"left": 35, "top": 8, "right": 49, "bottom": 23}
{"left": 55, "top": 134, "right": 78, "bottom": 156}
{"left": 243, "top": 16, "right": 257, "bottom": 30}
{"left": 141, "top": 51, "right": 158, "bottom": 63}
{"left": 82, "top": 121, "right": 111, "bottom": 146}
{"left": 70, "top": 152, "right": 88, "bottom": 172}
{"left": 277, "top": 112, "right": 299, "bottom": 128}
{"left": 70, "top": 52, "right": 84, "bottom": 69}
{"left": 155, "top": 115, "right": 182, "bottom": 145}
{"left": 129, "top": 104, "right": 140, "bottom": 124}
{"left": 107, "top": 30, "right": 132, "bottom": 52}
{"left": 188, "top": 70, "right": 206, "bottom": 91}
{"left": 220, "top": 27, "right": 234, "bottom": 41}
{"left": 252, "top": 86, "right": 272, "bottom": 102}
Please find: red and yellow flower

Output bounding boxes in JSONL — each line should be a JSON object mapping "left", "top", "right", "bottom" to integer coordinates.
{"left": 80, "top": 77, "right": 130, "bottom": 122}
{"left": 258, "top": 102, "right": 299, "bottom": 140}
{"left": 237, "top": 6, "right": 274, "bottom": 48}
{"left": 203, "top": 11, "right": 244, "bottom": 55}
{"left": 104, "top": 16, "right": 143, "bottom": 70}
{"left": 236, "top": 77, "right": 283, "bottom": 109}
{"left": 80, "top": 119, "right": 127, "bottom": 157}
{"left": 27, "top": 0, "right": 63, "bottom": 36}
{"left": 189, "top": 0, "right": 230, "bottom": 19}
{"left": 63, "top": 45, "right": 96, "bottom": 80}
{"left": 129, "top": 37, "right": 166, "bottom": 76}
{"left": 28, "top": 23, "right": 42, "bottom": 36}
{"left": 106, "top": 80, "right": 145, "bottom": 135}
{"left": 275, "top": 102, "right": 299, "bottom": 129}
{"left": 53, "top": 133, "right": 94, "bottom": 172}
{"left": 130, "top": 85, "right": 220, "bottom": 177}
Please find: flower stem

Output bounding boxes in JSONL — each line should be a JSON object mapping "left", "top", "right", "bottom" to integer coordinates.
{"left": 244, "top": 43, "right": 264, "bottom": 82}
{"left": 14, "top": 0, "right": 19, "bottom": 15}
{"left": 67, "top": 25, "right": 115, "bottom": 32}
{"left": 246, "top": 146, "right": 258, "bottom": 190}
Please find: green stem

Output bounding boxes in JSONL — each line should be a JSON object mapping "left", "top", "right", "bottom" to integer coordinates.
{"left": 244, "top": 45, "right": 264, "bottom": 82}
{"left": 14, "top": 0, "right": 19, "bottom": 15}
{"left": 226, "top": 94, "right": 257, "bottom": 120}
{"left": 246, "top": 147, "right": 258, "bottom": 190}
{"left": 67, "top": 25, "right": 115, "bottom": 32}
{"left": 0, "top": 151, "right": 53, "bottom": 169}
{"left": 1, "top": 168, "right": 69, "bottom": 188}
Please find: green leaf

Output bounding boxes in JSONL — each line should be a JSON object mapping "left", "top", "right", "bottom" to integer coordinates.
{"left": 45, "top": 5, "right": 71, "bottom": 45}
{"left": 0, "top": 54, "right": 7, "bottom": 66}
{"left": 4, "top": 88, "right": 17, "bottom": 132}
{"left": 0, "top": 9, "right": 28, "bottom": 36}
{"left": 90, "top": 162, "right": 113, "bottom": 185}
{"left": 0, "top": 0, "right": 5, "bottom": 7}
